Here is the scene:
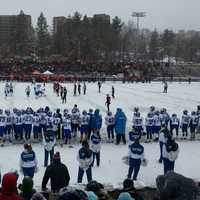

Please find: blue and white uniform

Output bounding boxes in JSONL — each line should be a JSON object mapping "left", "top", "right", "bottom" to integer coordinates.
{"left": 181, "top": 113, "right": 190, "bottom": 137}
{"left": 62, "top": 115, "right": 72, "bottom": 142}
{"left": 170, "top": 115, "right": 179, "bottom": 136}
{"left": 145, "top": 113, "right": 154, "bottom": 140}
{"left": 105, "top": 113, "right": 115, "bottom": 141}
{"left": 153, "top": 114, "right": 161, "bottom": 137}
{"left": 128, "top": 142, "right": 144, "bottom": 180}
{"left": 132, "top": 115, "right": 143, "bottom": 134}
{"left": 23, "top": 113, "right": 33, "bottom": 140}
{"left": 0, "top": 112, "right": 6, "bottom": 138}
{"left": 5, "top": 111, "right": 13, "bottom": 138}
{"left": 91, "top": 133, "right": 101, "bottom": 166}
{"left": 77, "top": 147, "right": 93, "bottom": 183}
{"left": 39, "top": 112, "right": 47, "bottom": 134}
{"left": 80, "top": 113, "right": 90, "bottom": 135}
{"left": 33, "top": 114, "right": 41, "bottom": 138}
{"left": 52, "top": 115, "right": 60, "bottom": 135}
{"left": 189, "top": 112, "right": 199, "bottom": 139}
{"left": 20, "top": 149, "right": 38, "bottom": 178}
{"left": 71, "top": 109, "right": 80, "bottom": 136}
{"left": 91, "top": 133, "right": 101, "bottom": 153}
{"left": 14, "top": 112, "right": 23, "bottom": 140}
{"left": 160, "top": 111, "right": 170, "bottom": 125}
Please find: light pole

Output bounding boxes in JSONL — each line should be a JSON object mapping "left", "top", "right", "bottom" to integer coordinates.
{"left": 132, "top": 12, "right": 146, "bottom": 60}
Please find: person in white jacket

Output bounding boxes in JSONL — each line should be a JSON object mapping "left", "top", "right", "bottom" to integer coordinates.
{"left": 77, "top": 140, "right": 93, "bottom": 183}
{"left": 158, "top": 124, "right": 168, "bottom": 163}
{"left": 43, "top": 123, "right": 56, "bottom": 167}
{"left": 163, "top": 135, "right": 179, "bottom": 174}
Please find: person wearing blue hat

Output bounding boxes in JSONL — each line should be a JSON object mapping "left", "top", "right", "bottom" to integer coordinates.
{"left": 117, "top": 192, "right": 134, "bottom": 200}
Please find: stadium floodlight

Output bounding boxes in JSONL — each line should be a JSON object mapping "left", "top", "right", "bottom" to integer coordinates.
{"left": 131, "top": 12, "right": 146, "bottom": 60}
{"left": 132, "top": 12, "right": 146, "bottom": 30}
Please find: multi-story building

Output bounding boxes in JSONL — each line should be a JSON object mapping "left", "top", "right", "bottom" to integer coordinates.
{"left": 53, "top": 14, "right": 111, "bottom": 34}
{"left": 0, "top": 10, "right": 32, "bottom": 46}
{"left": 53, "top": 16, "right": 66, "bottom": 34}
{"left": 93, "top": 14, "right": 110, "bottom": 24}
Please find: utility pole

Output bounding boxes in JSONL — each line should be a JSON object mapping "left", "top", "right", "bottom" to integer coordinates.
{"left": 132, "top": 12, "right": 146, "bottom": 60}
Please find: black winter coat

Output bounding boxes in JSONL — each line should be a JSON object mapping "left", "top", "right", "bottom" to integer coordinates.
{"left": 42, "top": 161, "right": 70, "bottom": 192}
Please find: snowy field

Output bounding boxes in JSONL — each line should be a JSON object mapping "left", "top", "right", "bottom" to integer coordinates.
{"left": 0, "top": 81, "right": 200, "bottom": 189}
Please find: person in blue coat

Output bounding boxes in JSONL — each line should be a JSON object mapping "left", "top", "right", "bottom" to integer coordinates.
{"left": 91, "top": 109, "right": 102, "bottom": 133}
{"left": 115, "top": 108, "right": 127, "bottom": 144}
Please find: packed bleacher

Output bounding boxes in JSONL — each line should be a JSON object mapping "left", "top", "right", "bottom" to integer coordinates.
{"left": 0, "top": 60, "right": 158, "bottom": 82}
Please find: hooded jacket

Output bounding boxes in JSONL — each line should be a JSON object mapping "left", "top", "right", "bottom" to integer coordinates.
{"left": 91, "top": 109, "right": 102, "bottom": 130}
{"left": 115, "top": 108, "right": 127, "bottom": 135}
{"left": 117, "top": 192, "right": 134, "bottom": 200}
{"left": 42, "top": 159, "right": 70, "bottom": 193}
{"left": 19, "top": 176, "right": 36, "bottom": 200}
{"left": 0, "top": 173, "right": 22, "bottom": 200}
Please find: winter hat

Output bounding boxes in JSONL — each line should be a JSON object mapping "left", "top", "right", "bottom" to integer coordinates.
{"left": 87, "top": 191, "right": 98, "bottom": 200}
{"left": 117, "top": 108, "right": 122, "bottom": 112}
{"left": 94, "top": 109, "right": 100, "bottom": 115}
{"left": 1, "top": 172, "right": 18, "bottom": 195}
{"left": 117, "top": 192, "right": 135, "bottom": 200}
{"left": 86, "top": 180, "right": 104, "bottom": 192}
{"left": 31, "top": 192, "right": 47, "bottom": 200}
{"left": 123, "top": 179, "right": 135, "bottom": 191}
{"left": 20, "top": 176, "right": 34, "bottom": 193}
{"left": 53, "top": 152, "right": 61, "bottom": 161}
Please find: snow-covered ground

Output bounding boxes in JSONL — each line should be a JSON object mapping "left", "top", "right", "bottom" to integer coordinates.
{"left": 0, "top": 81, "right": 200, "bottom": 189}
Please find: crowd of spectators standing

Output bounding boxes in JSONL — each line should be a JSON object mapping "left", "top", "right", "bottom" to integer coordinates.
{"left": 0, "top": 60, "right": 160, "bottom": 82}
{"left": 0, "top": 168, "right": 199, "bottom": 200}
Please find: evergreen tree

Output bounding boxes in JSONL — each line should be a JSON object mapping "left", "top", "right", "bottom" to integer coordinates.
{"left": 36, "top": 12, "right": 50, "bottom": 58}
{"left": 149, "top": 29, "right": 160, "bottom": 61}
{"left": 111, "top": 16, "right": 123, "bottom": 60}
{"left": 161, "top": 29, "right": 175, "bottom": 57}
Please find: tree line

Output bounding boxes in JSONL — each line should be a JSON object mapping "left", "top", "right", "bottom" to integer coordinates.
{"left": 2, "top": 11, "right": 200, "bottom": 63}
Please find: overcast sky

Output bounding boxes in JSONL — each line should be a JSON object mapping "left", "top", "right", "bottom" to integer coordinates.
{"left": 1, "top": 0, "right": 199, "bottom": 31}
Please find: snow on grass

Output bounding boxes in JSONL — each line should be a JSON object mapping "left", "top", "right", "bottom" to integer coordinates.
{"left": 0, "top": 81, "right": 200, "bottom": 188}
